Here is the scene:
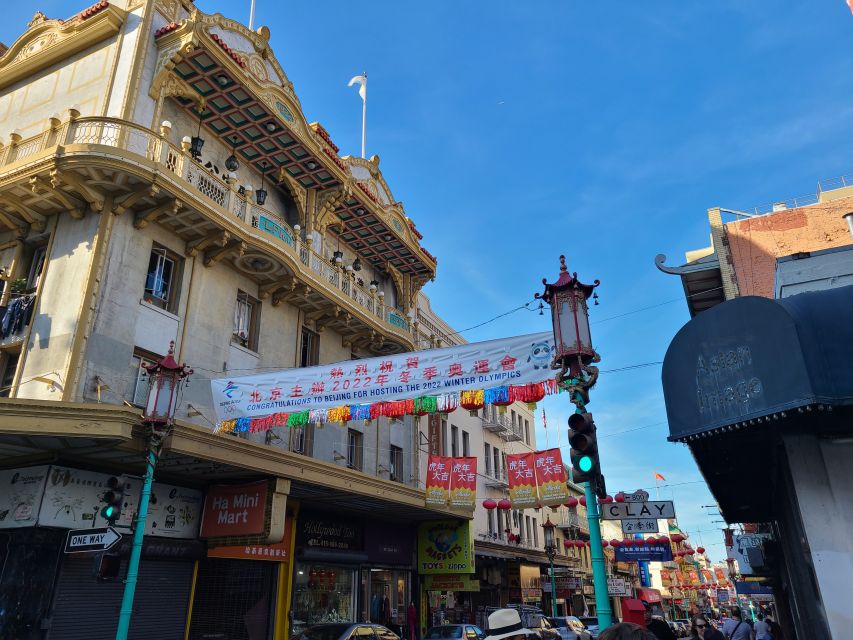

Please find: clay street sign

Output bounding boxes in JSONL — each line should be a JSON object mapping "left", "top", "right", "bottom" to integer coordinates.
{"left": 601, "top": 500, "right": 675, "bottom": 520}
{"left": 65, "top": 527, "right": 122, "bottom": 553}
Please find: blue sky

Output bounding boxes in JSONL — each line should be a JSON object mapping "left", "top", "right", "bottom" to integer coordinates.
{"left": 7, "top": 1, "right": 853, "bottom": 558}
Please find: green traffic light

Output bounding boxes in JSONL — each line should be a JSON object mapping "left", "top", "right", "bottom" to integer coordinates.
{"left": 101, "top": 505, "right": 116, "bottom": 520}
{"left": 578, "top": 456, "right": 594, "bottom": 473}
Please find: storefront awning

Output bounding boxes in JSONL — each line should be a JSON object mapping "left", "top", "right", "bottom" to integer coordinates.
{"left": 663, "top": 284, "right": 853, "bottom": 442}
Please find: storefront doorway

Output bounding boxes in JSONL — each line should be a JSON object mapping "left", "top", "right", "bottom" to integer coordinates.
{"left": 363, "top": 568, "right": 410, "bottom": 630}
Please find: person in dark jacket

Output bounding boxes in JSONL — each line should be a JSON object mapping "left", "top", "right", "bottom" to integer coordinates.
{"left": 643, "top": 606, "right": 676, "bottom": 640}
{"left": 689, "top": 615, "right": 723, "bottom": 640}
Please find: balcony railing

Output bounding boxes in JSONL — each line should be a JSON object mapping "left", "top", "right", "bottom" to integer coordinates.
{"left": 484, "top": 471, "right": 509, "bottom": 488}
{"left": 0, "top": 116, "right": 410, "bottom": 338}
{"left": 557, "top": 509, "right": 590, "bottom": 535}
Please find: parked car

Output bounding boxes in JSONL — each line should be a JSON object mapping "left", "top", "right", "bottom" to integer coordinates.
{"left": 301, "top": 623, "right": 401, "bottom": 640}
{"left": 577, "top": 618, "right": 599, "bottom": 640}
{"left": 546, "top": 616, "right": 592, "bottom": 640}
{"left": 425, "top": 625, "right": 486, "bottom": 640}
{"left": 525, "top": 614, "right": 561, "bottom": 640}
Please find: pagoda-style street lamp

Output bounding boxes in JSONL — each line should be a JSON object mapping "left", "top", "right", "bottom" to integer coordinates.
{"left": 535, "top": 254, "right": 599, "bottom": 385}
{"left": 535, "top": 255, "right": 611, "bottom": 629}
{"left": 116, "top": 342, "right": 193, "bottom": 640}
{"left": 542, "top": 517, "right": 558, "bottom": 616}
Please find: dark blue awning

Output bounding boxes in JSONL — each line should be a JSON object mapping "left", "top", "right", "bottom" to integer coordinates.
{"left": 663, "top": 285, "right": 853, "bottom": 442}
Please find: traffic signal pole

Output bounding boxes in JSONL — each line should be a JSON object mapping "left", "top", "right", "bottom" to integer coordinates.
{"left": 584, "top": 483, "right": 613, "bottom": 628}
{"left": 115, "top": 438, "right": 158, "bottom": 640}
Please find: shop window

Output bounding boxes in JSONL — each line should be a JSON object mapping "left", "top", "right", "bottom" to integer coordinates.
{"left": 462, "top": 430, "right": 469, "bottom": 456}
{"left": 0, "top": 351, "right": 20, "bottom": 397}
{"left": 144, "top": 244, "right": 182, "bottom": 312}
{"left": 390, "top": 445, "right": 403, "bottom": 482}
{"left": 487, "top": 508, "right": 495, "bottom": 536}
{"left": 127, "top": 348, "right": 159, "bottom": 407}
{"left": 291, "top": 564, "right": 355, "bottom": 636}
{"left": 347, "top": 429, "right": 363, "bottom": 470}
{"left": 300, "top": 327, "right": 319, "bottom": 367}
{"left": 292, "top": 424, "right": 314, "bottom": 456}
{"left": 525, "top": 419, "right": 531, "bottom": 445}
{"left": 493, "top": 449, "right": 500, "bottom": 480}
{"left": 233, "top": 290, "right": 260, "bottom": 351}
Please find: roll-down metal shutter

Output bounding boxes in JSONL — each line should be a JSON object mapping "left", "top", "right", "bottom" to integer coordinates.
{"left": 48, "top": 555, "right": 194, "bottom": 640}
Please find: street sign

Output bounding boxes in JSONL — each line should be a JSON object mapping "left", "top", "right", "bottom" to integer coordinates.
{"left": 64, "top": 527, "right": 122, "bottom": 554}
{"left": 601, "top": 500, "right": 675, "bottom": 520}
{"left": 623, "top": 490, "right": 649, "bottom": 503}
{"left": 621, "top": 519, "right": 660, "bottom": 533}
{"left": 607, "top": 577, "right": 631, "bottom": 596}
{"left": 614, "top": 544, "right": 673, "bottom": 563}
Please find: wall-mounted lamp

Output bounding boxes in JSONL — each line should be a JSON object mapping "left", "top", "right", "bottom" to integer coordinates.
{"left": 352, "top": 258, "right": 362, "bottom": 272}
{"left": 225, "top": 135, "right": 240, "bottom": 172}
{"left": 369, "top": 280, "right": 378, "bottom": 293}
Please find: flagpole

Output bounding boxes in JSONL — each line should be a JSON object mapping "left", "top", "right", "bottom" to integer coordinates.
{"left": 249, "top": 0, "right": 256, "bottom": 30}
{"left": 361, "top": 71, "right": 367, "bottom": 159}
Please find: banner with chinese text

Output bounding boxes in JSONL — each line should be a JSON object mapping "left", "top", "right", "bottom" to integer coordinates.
{"left": 425, "top": 456, "right": 452, "bottom": 506}
{"left": 702, "top": 569, "right": 715, "bottom": 584}
{"left": 533, "top": 448, "right": 568, "bottom": 505}
{"left": 660, "top": 569, "right": 672, "bottom": 587}
{"left": 674, "top": 570, "right": 685, "bottom": 586}
{"left": 211, "top": 331, "right": 553, "bottom": 422}
{"left": 507, "top": 452, "right": 538, "bottom": 508}
{"left": 449, "top": 457, "right": 477, "bottom": 509}
{"left": 714, "top": 567, "right": 727, "bottom": 583}
{"left": 689, "top": 570, "right": 701, "bottom": 586}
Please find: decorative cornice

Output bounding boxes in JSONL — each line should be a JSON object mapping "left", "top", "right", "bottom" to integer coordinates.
{"left": 0, "top": 397, "right": 139, "bottom": 440}
{"left": 0, "top": 3, "right": 126, "bottom": 93}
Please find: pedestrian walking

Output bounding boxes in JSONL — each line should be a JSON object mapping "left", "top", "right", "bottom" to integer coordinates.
{"left": 752, "top": 614, "right": 770, "bottom": 640}
{"left": 599, "top": 622, "right": 658, "bottom": 640}
{"left": 483, "top": 608, "right": 533, "bottom": 640}
{"left": 765, "top": 616, "right": 782, "bottom": 640}
{"left": 721, "top": 608, "right": 752, "bottom": 640}
{"left": 688, "top": 615, "right": 723, "bottom": 640}
{"left": 643, "top": 606, "right": 675, "bottom": 640}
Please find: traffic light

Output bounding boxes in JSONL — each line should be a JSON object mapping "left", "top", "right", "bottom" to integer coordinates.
{"left": 100, "top": 476, "right": 125, "bottom": 524}
{"left": 568, "top": 412, "right": 606, "bottom": 497}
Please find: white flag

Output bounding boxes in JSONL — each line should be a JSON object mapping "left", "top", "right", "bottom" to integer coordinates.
{"left": 348, "top": 74, "right": 367, "bottom": 101}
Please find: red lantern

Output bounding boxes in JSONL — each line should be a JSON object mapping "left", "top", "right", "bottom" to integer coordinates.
{"left": 598, "top": 495, "right": 613, "bottom": 504}
{"left": 511, "top": 382, "right": 546, "bottom": 405}
{"left": 671, "top": 534, "right": 684, "bottom": 543}
{"left": 565, "top": 497, "right": 579, "bottom": 508}
{"left": 563, "top": 539, "right": 572, "bottom": 549}
{"left": 697, "top": 547, "right": 706, "bottom": 554}
{"left": 614, "top": 492, "right": 625, "bottom": 503}
{"left": 584, "top": 540, "right": 591, "bottom": 547}
{"left": 579, "top": 497, "right": 587, "bottom": 506}
{"left": 497, "top": 499, "right": 512, "bottom": 510}
{"left": 609, "top": 539, "right": 620, "bottom": 547}
{"left": 658, "top": 535, "right": 670, "bottom": 545}
{"left": 687, "top": 549, "right": 695, "bottom": 556}
{"left": 483, "top": 499, "right": 497, "bottom": 510}
{"left": 601, "top": 540, "right": 609, "bottom": 548}
{"left": 623, "top": 539, "right": 634, "bottom": 547}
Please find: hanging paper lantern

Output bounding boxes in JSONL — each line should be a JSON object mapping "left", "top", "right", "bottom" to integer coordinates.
{"left": 610, "top": 539, "right": 621, "bottom": 547}
{"left": 687, "top": 549, "right": 695, "bottom": 556}
{"left": 614, "top": 492, "right": 626, "bottom": 503}
{"left": 584, "top": 540, "right": 591, "bottom": 547}
{"left": 672, "top": 533, "right": 685, "bottom": 543}
{"left": 437, "top": 394, "right": 459, "bottom": 414}
{"left": 598, "top": 495, "right": 613, "bottom": 504}
{"left": 497, "top": 498, "right": 512, "bottom": 510}
{"left": 623, "top": 539, "right": 634, "bottom": 547}
{"left": 563, "top": 539, "right": 572, "bottom": 549}
{"left": 511, "top": 382, "right": 546, "bottom": 408}
{"left": 483, "top": 499, "right": 498, "bottom": 510}
{"left": 658, "top": 535, "right": 670, "bottom": 545}
{"left": 697, "top": 547, "right": 706, "bottom": 554}
{"left": 460, "top": 389, "right": 485, "bottom": 414}
{"left": 579, "top": 496, "right": 587, "bottom": 506}
{"left": 485, "top": 385, "right": 512, "bottom": 407}
{"left": 565, "top": 497, "right": 579, "bottom": 508}
{"left": 413, "top": 396, "right": 438, "bottom": 416}
{"left": 601, "top": 540, "right": 609, "bottom": 548}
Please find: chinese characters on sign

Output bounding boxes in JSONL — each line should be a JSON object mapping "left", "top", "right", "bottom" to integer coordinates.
{"left": 507, "top": 452, "right": 538, "bottom": 508}
{"left": 621, "top": 518, "right": 660, "bottom": 534}
{"left": 211, "top": 331, "right": 553, "bottom": 422}
{"left": 426, "top": 456, "right": 478, "bottom": 510}
{"left": 533, "top": 448, "right": 569, "bottom": 506}
{"left": 425, "top": 456, "right": 452, "bottom": 507}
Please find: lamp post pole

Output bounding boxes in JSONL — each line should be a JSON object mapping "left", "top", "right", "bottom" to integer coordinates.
{"left": 536, "top": 256, "right": 611, "bottom": 630}
{"left": 543, "top": 518, "right": 558, "bottom": 617}
{"left": 115, "top": 342, "right": 192, "bottom": 640}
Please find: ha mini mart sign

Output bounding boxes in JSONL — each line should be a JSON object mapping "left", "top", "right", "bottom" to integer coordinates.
{"left": 200, "top": 481, "right": 268, "bottom": 537}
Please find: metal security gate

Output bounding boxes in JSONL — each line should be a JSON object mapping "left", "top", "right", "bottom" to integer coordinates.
{"left": 48, "top": 555, "right": 194, "bottom": 640}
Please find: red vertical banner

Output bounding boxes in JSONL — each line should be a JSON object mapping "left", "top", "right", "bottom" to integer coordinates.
{"left": 450, "top": 456, "right": 477, "bottom": 509}
{"left": 702, "top": 569, "right": 714, "bottom": 584}
{"left": 660, "top": 569, "right": 672, "bottom": 587}
{"left": 533, "top": 448, "right": 568, "bottom": 505}
{"left": 425, "top": 456, "right": 451, "bottom": 506}
{"left": 714, "top": 567, "right": 727, "bottom": 584}
{"left": 689, "top": 570, "right": 701, "bottom": 586}
{"left": 507, "top": 452, "right": 538, "bottom": 508}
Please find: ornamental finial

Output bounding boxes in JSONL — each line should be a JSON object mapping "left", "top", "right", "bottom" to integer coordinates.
{"left": 559, "top": 255, "right": 567, "bottom": 273}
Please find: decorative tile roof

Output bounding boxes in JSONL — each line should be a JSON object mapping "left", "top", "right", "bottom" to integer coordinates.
{"left": 310, "top": 122, "right": 340, "bottom": 154}
{"left": 79, "top": 1, "right": 109, "bottom": 20}
{"left": 155, "top": 22, "right": 180, "bottom": 38}
{"left": 210, "top": 33, "right": 247, "bottom": 69}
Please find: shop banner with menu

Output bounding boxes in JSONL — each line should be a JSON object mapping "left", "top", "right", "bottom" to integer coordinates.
{"left": 449, "top": 457, "right": 477, "bottom": 509}
{"left": 533, "top": 448, "right": 569, "bottom": 505}
{"left": 507, "top": 452, "right": 538, "bottom": 508}
{"left": 418, "top": 520, "right": 474, "bottom": 574}
{"left": 0, "top": 465, "right": 48, "bottom": 529}
{"left": 211, "top": 331, "right": 553, "bottom": 421}
{"left": 425, "top": 456, "right": 452, "bottom": 506}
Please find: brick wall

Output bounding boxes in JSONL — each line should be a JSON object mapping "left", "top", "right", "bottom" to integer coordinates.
{"left": 725, "top": 198, "right": 853, "bottom": 298}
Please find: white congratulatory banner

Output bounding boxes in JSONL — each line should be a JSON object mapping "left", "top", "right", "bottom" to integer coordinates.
{"left": 212, "top": 331, "right": 554, "bottom": 422}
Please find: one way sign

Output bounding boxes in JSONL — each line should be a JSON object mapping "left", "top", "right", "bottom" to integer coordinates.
{"left": 64, "top": 527, "right": 122, "bottom": 553}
